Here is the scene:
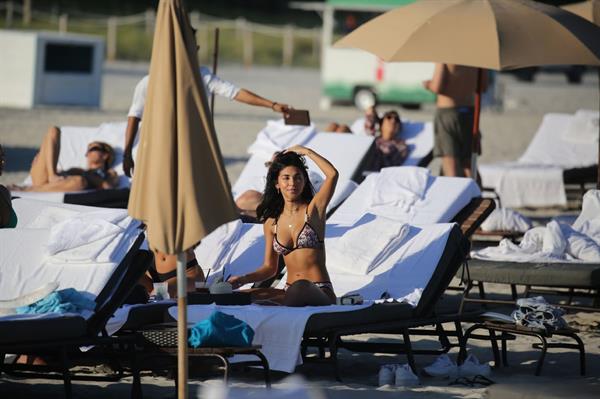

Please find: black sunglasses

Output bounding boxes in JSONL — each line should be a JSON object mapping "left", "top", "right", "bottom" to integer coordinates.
{"left": 384, "top": 114, "right": 399, "bottom": 120}
{"left": 87, "top": 145, "right": 107, "bottom": 154}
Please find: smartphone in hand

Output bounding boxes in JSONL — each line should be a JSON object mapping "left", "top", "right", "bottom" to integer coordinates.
{"left": 284, "top": 109, "right": 311, "bottom": 126}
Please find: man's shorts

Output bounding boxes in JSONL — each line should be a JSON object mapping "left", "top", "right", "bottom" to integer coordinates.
{"left": 433, "top": 107, "right": 475, "bottom": 160}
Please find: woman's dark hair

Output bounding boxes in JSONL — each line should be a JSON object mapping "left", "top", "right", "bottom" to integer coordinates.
{"left": 256, "top": 151, "right": 315, "bottom": 222}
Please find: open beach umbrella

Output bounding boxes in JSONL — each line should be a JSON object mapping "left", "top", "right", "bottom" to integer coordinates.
{"left": 563, "top": 0, "right": 600, "bottom": 24}
{"left": 335, "top": 0, "right": 600, "bottom": 184}
{"left": 128, "top": 0, "right": 238, "bottom": 397}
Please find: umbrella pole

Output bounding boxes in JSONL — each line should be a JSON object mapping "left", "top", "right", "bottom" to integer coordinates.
{"left": 597, "top": 67, "right": 599, "bottom": 189}
{"left": 210, "top": 27, "right": 220, "bottom": 125}
{"left": 471, "top": 68, "right": 483, "bottom": 182}
{"left": 177, "top": 252, "right": 188, "bottom": 399}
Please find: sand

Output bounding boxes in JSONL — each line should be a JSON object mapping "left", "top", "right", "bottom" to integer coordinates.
{"left": 0, "top": 63, "right": 599, "bottom": 398}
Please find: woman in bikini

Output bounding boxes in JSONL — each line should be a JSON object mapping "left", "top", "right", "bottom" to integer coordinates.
{"left": 10, "top": 126, "right": 119, "bottom": 192}
{"left": 228, "top": 146, "right": 338, "bottom": 306}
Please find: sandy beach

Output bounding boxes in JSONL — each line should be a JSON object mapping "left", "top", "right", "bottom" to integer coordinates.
{"left": 0, "top": 63, "right": 599, "bottom": 398}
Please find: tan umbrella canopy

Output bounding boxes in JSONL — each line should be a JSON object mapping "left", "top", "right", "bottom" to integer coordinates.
{"left": 128, "top": 0, "right": 237, "bottom": 254}
{"left": 335, "top": 0, "right": 600, "bottom": 69}
{"left": 335, "top": 0, "right": 600, "bottom": 184}
{"left": 128, "top": 0, "right": 237, "bottom": 397}
{"left": 563, "top": 0, "right": 600, "bottom": 24}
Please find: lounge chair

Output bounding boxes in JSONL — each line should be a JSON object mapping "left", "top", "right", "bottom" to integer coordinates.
{"left": 463, "top": 190, "right": 600, "bottom": 311}
{"left": 4, "top": 198, "right": 143, "bottom": 299}
{"left": 194, "top": 167, "right": 493, "bottom": 286}
{"left": 479, "top": 110, "right": 599, "bottom": 209}
{"left": 171, "top": 223, "right": 479, "bottom": 378}
{"left": 350, "top": 118, "right": 434, "bottom": 167}
{"left": 0, "top": 233, "right": 150, "bottom": 399}
{"left": 11, "top": 121, "right": 136, "bottom": 208}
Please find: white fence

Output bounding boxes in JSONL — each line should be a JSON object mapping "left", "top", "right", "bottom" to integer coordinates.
{"left": 0, "top": 1, "right": 321, "bottom": 65}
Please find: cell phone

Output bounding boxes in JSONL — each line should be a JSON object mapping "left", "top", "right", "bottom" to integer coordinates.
{"left": 284, "top": 109, "right": 311, "bottom": 126}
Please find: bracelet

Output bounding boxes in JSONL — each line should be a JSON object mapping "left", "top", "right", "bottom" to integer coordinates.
{"left": 271, "top": 102, "right": 278, "bottom": 111}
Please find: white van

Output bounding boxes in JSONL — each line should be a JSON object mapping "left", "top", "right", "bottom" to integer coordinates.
{"left": 317, "top": 0, "right": 435, "bottom": 109}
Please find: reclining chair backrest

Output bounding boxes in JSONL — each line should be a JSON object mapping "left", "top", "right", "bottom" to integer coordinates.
{"left": 412, "top": 224, "right": 470, "bottom": 318}
{"left": 87, "top": 233, "right": 152, "bottom": 336}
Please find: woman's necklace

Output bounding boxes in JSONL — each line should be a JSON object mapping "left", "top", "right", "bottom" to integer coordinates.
{"left": 285, "top": 205, "right": 301, "bottom": 230}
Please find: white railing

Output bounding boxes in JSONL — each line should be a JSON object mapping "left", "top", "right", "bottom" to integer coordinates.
{"left": 0, "top": 2, "right": 321, "bottom": 66}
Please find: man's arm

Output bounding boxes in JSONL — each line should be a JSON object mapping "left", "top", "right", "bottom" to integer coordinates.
{"left": 123, "top": 117, "right": 140, "bottom": 177}
{"left": 423, "top": 63, "right": 447, "bottom": 94}
{"left": 233, "top": 89, "right": 290, "bottom": 114}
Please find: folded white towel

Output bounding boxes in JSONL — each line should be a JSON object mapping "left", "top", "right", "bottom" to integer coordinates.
{"left": 370, "top": 166, "right": 429, "bottom": 208}
{"left": 247, "top": 119, "right": 316, "bottom": 157}
{"left": 327, "top": 215, "right": 409, "bottom": 275}
{"left": 480, "top": 208, "right": 532, "bottom": 233}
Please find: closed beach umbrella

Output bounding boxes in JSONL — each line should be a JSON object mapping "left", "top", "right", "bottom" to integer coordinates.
{"left": 563, "top": 0, "right": 600, "bottom": 24}
{"left": 127, "top": 0, "right": 238, "bottom": 397}
{"left": 335, "top": 0, "right": 600, "bottom": 184}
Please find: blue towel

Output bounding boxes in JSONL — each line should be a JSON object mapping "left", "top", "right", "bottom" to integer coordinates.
{"left": 188, "top": 311, "right": 254, "bottom": 348}
{"left": 16, "top": 288, "right": 96, "bottom": 315}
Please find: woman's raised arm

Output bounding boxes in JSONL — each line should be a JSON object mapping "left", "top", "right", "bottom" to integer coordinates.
{"left": 286, "top": 145, "right": 338, "bottom": 215}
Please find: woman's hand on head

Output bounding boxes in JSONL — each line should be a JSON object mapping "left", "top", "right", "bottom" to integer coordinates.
{"left": 285, "top": 145, "right": 310, "bottom": 156}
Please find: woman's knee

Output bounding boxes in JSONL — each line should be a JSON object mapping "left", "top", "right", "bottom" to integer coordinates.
{"left": 45, "top": 126, "right": 61, "bottom": 142}
{"left": 335, "top": 124, "right": 352, "bottom": 133}
{"left": 325, "top": 123, "right": 340, "bottom": 132}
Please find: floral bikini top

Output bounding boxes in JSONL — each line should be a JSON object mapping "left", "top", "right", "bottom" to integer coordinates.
{"left": 273, "top": 210, "right": 324, "bottom": 256}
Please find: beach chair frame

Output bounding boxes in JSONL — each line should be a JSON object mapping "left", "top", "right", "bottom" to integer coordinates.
{"left": 0, "top": 233, "right": 151, "bottom": 399}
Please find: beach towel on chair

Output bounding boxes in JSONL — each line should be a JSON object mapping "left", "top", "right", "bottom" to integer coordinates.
{"left": 188, "top": 310, "right": 254, "bottom": 348}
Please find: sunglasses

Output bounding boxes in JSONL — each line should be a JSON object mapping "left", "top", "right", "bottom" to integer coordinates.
{"left": 384, "top": 114, "right": 400, "bottom": 121}
{"left": 87, "top": 145, "right": 107, "bottom": 154}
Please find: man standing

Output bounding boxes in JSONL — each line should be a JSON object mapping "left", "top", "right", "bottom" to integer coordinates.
{"left": 424, "top": 63, "right": 487, "bottom": 177}
{"left": 123, "top": 66, "right": 291, "bottom": 177}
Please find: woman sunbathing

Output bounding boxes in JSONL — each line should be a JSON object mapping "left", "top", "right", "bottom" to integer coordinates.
{"left": 326, "top": 108, "right": 408, "bottom": 171}
{"left": 10, "top": 126, "right": 119, "bottom": 192}
{"left": 366, "top": 109, "right": 409, "bottom": 171}
{"left": 0, "top": 144, "right": 17, "bottom": 228}
{"left": 228, "top": 147, "right": 339, "bottom": 306}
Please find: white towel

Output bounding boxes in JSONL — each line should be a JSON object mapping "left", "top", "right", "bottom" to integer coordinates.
{"left": 197, "top": 220, "right": 243, "bottom": 273}
{"left": 494, "top": 164, "right": 566, "bottom": 208}
{"left": 246, "top": 119, "right": 316, "bottom": 157}
{"left": 573, "top": 190, "right": 600, "bottom": 230}
{"left": 27, "top": 206, "right": 81, "bottom": 229}
{"left": 327, "top": 215, "right": 409, "bottom": 275}
{"left": 480, "top": 208, "right": 532, "bottom": 233}
{"left": 563, "top": 110, "right": 599, "bottom": 143}
{"left": 370, "top": 166, "right": 429, "bottom": 208}
{"left": 171, "top": 303, "right": 371, "bottom": 373}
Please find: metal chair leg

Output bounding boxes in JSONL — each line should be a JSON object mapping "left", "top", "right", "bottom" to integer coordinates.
{"left": 60, "top": 346, "right": 73, "bottom": 399}
{"left": 488, "top": 329, "right": 502, "bottom": 368}
{"left": 329, "top": 333, "right": 342, "bottom": 382}
{"left": 402, "top": 330, "right": 417, "bottom": 375}
{"left": 254, "top": 351, "right": 271, "bottom": 388}
{"left": 534, "top": 334, "right": 548, "bottom": 376}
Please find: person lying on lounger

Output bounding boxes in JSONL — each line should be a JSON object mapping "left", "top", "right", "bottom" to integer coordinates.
{"left": 326, "top": 108, "right": 408, "bottom": 171}
{"left": 228, "top": 147, "right": 339, "bottom": 306}
{"left": 9, "top": 127, "right": 119, "bottom": 192}
{"left": 0, "top": 144, "right": 17, "bottom": 228}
